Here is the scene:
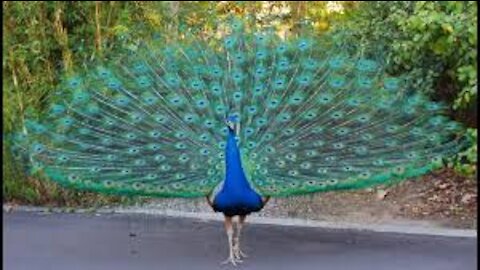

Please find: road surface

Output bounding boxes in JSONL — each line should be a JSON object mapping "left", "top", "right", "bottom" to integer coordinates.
{"left": 3, "top": 211, "right": 477, "bottom": 270}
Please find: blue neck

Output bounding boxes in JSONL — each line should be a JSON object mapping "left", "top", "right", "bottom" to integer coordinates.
{"left": 223, "top": 129, "right": 250, "bottom": 190}
{"left": 212, "top": 128, "right": 263, "bottom": 216}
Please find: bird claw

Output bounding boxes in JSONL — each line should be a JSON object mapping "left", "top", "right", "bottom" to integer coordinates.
{"left": 221, "top": 256, "right": 243, "bottom": 266}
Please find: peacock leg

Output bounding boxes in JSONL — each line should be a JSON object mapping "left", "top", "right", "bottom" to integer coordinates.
{"left": 221, "top": 216, "right": 242, "bottom": 265}
{"left": 233, "top": 215, "right": 248, "bottom": 259}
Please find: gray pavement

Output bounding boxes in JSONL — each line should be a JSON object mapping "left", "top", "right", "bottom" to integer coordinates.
{"left": 3, "top": 211, "right": 477, "bottom": 270}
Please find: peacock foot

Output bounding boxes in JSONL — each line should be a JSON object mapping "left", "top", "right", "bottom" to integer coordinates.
{"left": 221, "top": 255, "right": 243, "bottom": 266}
{"left": 233, "top": 244, "right": 248, "bottom": 259}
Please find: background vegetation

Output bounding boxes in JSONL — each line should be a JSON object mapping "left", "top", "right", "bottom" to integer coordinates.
{"left": 3, "top": 1, "right": 477, "bottom": 207}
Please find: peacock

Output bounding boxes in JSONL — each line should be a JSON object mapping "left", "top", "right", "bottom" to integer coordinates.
{"left": 11, "top": 19, "right": 467, "bottom": 265}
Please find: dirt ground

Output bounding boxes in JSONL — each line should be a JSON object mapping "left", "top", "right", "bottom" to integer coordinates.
{"left": 258, "top": 168, "right": 477, "bottom": 229}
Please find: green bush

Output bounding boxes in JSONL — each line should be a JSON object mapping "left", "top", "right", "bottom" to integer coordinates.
{"left": 449, "top": 128, "right": 477, "bottom": 177}
{"left": 2, "top": 2, "right": 167, "bottom": 206}
{"left": 334, "top": 2, "right": 477, "bottom": 105}
{"left": 331, "top": 1, "right": 477, "bottom": 176}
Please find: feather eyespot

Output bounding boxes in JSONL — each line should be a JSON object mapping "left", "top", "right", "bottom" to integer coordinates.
{"left": 328, "top": 179, "right": 338, "bottom": 185}
{"left": 133, "top": 183, "right": 143, "bottom": 189}
{"left": 104, "top": 180, "right": 113, "bottom": 187}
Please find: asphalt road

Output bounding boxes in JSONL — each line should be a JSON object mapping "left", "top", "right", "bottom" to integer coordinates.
{"left": 3, "top": 211, "right": 477, "bottom": 270}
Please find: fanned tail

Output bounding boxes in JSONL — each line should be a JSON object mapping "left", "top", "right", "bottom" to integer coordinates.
{"left": 12, "top": 19, "right": 468, "bottom": 198}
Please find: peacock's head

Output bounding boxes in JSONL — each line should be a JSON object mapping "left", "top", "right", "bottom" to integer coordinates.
{"left": 225, "top": 115, "right": 239, "bottom": 133}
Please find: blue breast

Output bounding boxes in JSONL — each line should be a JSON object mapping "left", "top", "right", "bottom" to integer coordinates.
{"left": 212, "top": 129, "right": 263, "bottom": 216}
